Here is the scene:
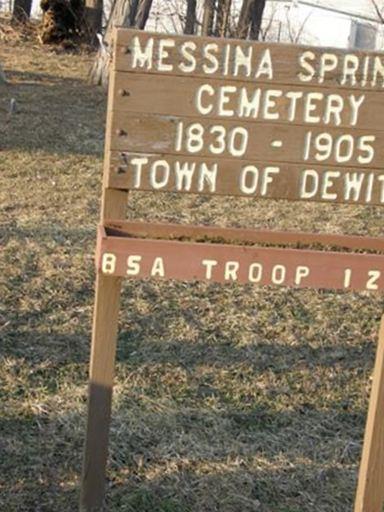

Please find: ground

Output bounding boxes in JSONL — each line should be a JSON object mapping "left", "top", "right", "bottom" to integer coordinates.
{"left": 0, "top": 32, "right": 384, "bottom": 512}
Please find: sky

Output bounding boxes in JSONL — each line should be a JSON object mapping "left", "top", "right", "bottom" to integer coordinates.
{"left": 280, "top": 4, "right": 352, "bottom": 47}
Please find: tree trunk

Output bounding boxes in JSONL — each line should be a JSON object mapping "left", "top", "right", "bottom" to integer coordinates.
{"left": 12, "top": 0, "right": 32, "bottom": 22}
{"left": 237, "top": 0, "right": 266, "bottom": 40}
{"left": 134, "top": 0, "right": 153, "bottom": 29}
{"left": 184, "top": 0, "right": 197, "bottom": 35}
{"left": 83, "top": 0, "right": 103, "bottom": 44}
{"left": 249, "top": 0, "right": 266, "bottom": 40}
{"left": 237, "top": 0, "right": 251, "bottom": 39}
{"left": 201, "top": 0, "right": 215, "bottom": 36}
{"left": 104, "top": 0, "right": 131, "bottom": 47}
{"left": 128, "top": 0, "right": 140, "bottom": 26}
{"left": 214, "top": 0, "right": 231, "bottom": 37}
{"left": 89, "top": 0, "right": 153, "bottom": 87}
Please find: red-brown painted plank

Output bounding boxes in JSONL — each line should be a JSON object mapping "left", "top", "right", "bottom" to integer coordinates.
{"left": 96, "top": 226, "right": 384, "bottom": 292}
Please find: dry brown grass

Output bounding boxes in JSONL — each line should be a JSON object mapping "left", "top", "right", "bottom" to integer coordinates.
{"left": 1, "top": 34, "right": 384, "bottom": 512}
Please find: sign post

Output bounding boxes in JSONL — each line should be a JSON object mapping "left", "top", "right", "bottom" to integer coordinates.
{"left": 80, "top": 29, "right": 384, "bottom": 511}
{"left": 355, "top": 315, "right": 384, "bottom": 512}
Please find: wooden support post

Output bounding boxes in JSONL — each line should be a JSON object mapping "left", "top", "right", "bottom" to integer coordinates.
{"left": 80, "top": 189, "right": 128, "bottom": 511}
{"left": 355, "top": 315, "right": 384, "bottom": 512}
{"left": 80, "top": 274, "right": 122, "bottom": 511}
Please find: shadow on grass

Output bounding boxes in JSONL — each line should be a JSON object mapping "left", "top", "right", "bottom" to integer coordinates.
{"left": 0, "top": 70, "right": 106, "bottom": 156}
{"left": 1, "top": 263, "right": 380, "bottom": 511}
{"left": 0, "top": 384, "right": 364, "bottom": 512}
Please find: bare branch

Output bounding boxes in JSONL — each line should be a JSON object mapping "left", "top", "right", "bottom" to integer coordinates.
{"left": 371, "top": 0, "right": 384, "bottom": 23}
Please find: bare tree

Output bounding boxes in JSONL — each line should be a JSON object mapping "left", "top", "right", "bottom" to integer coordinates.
{"left": 215, "top": 0, "right": 232, "bottom": 37}
{"left": 89, "top": 0, "right": 154, "bottom": 86}
{"left": 258, "top": 1, "right": 278, "bottom": 41}
{"left": 83, "top": 0, "right": 103, "bottom": 43}
{"left": 12, "top": 0, "right": 33, "bottom": 22}
{"left": 371, "top": 0, "right": 384, "bottom": 23}
{"left": 237, "top": 0, "right": 266, "bottom": 40}
{"left": 202, "top": 0, "right": 215, "bottom": 36}
{"left": 285, "top": 7, "right": 312, "bottom": 44}
{"left": 249, "top": 0, "right": 266, "bottom": 39}
{"left": 184, "top": 0, "right": 197, "bottom": 34}
{"left": 135, "top": 0, "right": 154, "bottom": 28}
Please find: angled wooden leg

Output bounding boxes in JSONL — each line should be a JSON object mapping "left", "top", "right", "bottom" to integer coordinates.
{"left": 80, "top": 273, "right": 122, "bottom": 511}
{"left": 354, "top": 315, "right": 384, "bottom": 512}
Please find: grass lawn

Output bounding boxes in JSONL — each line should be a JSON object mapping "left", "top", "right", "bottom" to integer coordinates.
{"left": 1, "top": 32, "right": 384, "bottom": 511}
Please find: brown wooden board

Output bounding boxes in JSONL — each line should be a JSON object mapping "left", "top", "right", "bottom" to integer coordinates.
{"left": 112, "top": 72, "right": 384, "bottom": 132}
{"left": 114, "top": 30, "right": 384, "bottom": 92}
{"left": 103, "top": 220, "right": 384, "bottom": 252}
{"left": 96, "top": 225, "right": 384, "bottom": 292}
{"left": 108, "top": 151, "right": 384, "bottom": 205}
{"left": 110, "top": 113, "right": 383, "bottom": 169}
{"left": 108, "top": 30, "right": 384, "bottom": 204}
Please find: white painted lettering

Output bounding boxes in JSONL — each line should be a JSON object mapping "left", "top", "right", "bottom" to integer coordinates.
{"left": 195, "top": 84, "right": 214, "bottom": 115}
{"left": 367, "top": 271, "right": 380, "bottom": 290}
{"left": 225, "top": 261, "right": 240, "bottom": 281}
{"left": 218, "top": 85, "right": 237, "bottom": 116}
{"left": 324, "top": 94, "right": 343, "bottom": 126}
{"left": 263, "top": 90, "right": 282, "bottom": 120}
{"left": 198, "top": 163, "right": 218, "bottom": 192}
{"left": 127, "top": 255, "right": 142, "bottom": 276}
{"left": 203, "top": 43, "right": 219, "bottom": 74}
{"left": 131, "top": 36, "right": 154, "bottom": 70}
{"left": 295, "top": 266, "right": 310, "bottom": 285}
{"left": 321, "top": 171, "right": 340, "bottom": 201}
{"left": 298, "top": 51, "right": 315, "bottom": 82}
{"left": 234, "top": 46, "right": 252, "bottom": 77}
{"left": 158, "top": 39, "right": 175, "bottom": 72}
{"left": 150, "top": 160, "right": 170, "bottom": 189}
{"left": 131, "top": 157, "right": 148, "bottom": 188}
{"left": 202, "top": 259, "right": 218, "bottom": 279}
{"left": 151, "top": 257, "right": 165, "bottom": 277}
{"left": 255, "top": 49, "right": 273, "bottom": 79}
{"left": 300, "top": 170, "right": 319, "bottom": 199}
{"left": 180, "top": 41, "right": 197, "bottom": 73}
{"left": 261, "top": 167, "right": 280, "bottom": 196}
{"left": 174, "top": 161, "right": 196, "bottom": 191}
{"left": 305, "top": 93, "right": 323, "bottom": 123}
{"left": 319, "top": 53, "right": 338, "bottom": 84}
{"left": 248, "top": 263, "right": 263, "bottom": 283}
{"left": 349, "top": 95, "right": 365, "bottom": 126}
{"left": 341, "top": 54, "right": 359, "bottom": 86}
{"left": 271, "top": 265, "right": 286, "bottom": 285}
{"left": 240, "top": 165, "right": 259, "bottom": 194}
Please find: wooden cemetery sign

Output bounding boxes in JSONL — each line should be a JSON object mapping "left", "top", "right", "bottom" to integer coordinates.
{"left": 80, "top": 29, "right": 384, "bottom": 511}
